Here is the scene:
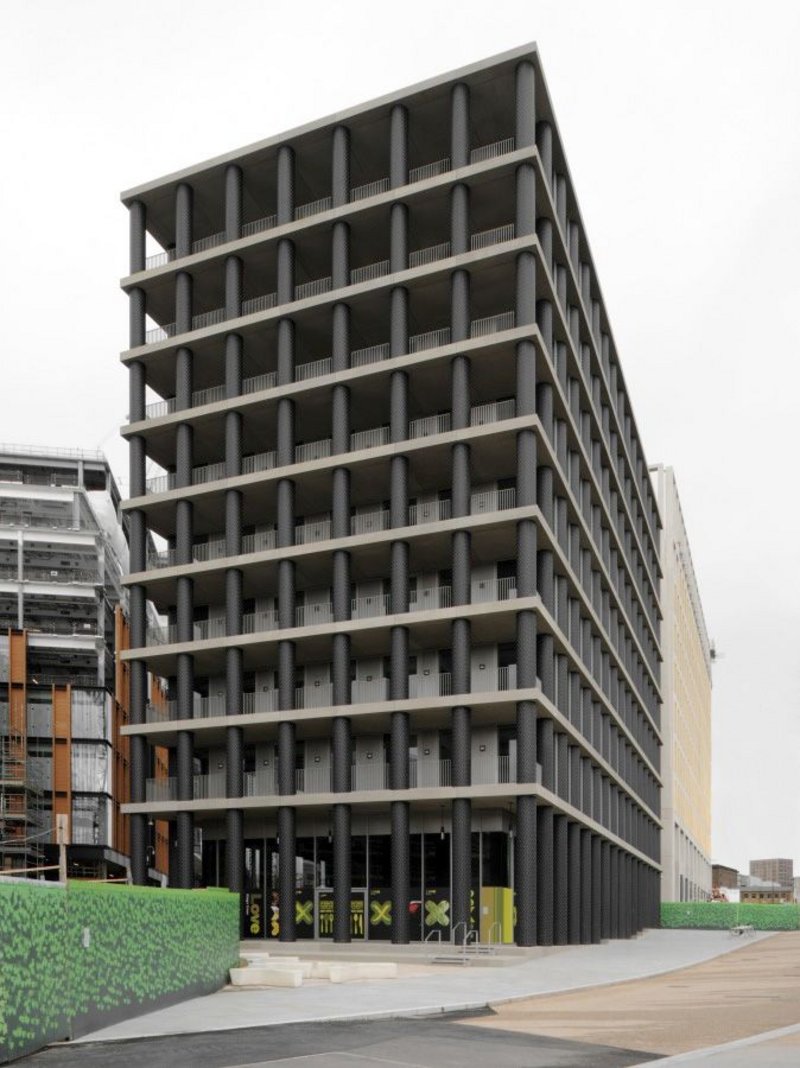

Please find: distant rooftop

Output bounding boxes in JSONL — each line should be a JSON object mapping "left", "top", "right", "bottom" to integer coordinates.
{"left": 0, "top": 443, "right": 108, "bottom": 464}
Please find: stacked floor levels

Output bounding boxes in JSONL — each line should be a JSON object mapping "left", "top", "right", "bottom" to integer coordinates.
{"left": 120, "top": 43, "right": 662, "bottom": 944}
{"left": 0, "top": 447, "right": 135, "bottom": 877}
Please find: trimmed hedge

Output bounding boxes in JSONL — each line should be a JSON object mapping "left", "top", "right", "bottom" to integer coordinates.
{"left": 0, "top": 879, "right": 239, "bottom": 1063}
{"left": 661, "top": 901, "right": 800, "bottom": 931}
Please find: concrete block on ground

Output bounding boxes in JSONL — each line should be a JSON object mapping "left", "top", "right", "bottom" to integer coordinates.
{"left": 229, "top": 966, "right": 304, "bottom": 987}
{"left": 327, "top": 962, "right": 399, "bottom": 982}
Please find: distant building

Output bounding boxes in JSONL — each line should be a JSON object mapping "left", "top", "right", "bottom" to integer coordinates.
{"left": 0, "top": 444, "right": 167, "bottom": 880}
{"left": 650, "top": 466, "right": 712, "bottom": 902}
{"left": 712, "top": 863, "right": 738, "bottom": 891}
{"left": 749, "top": 858, "right": 793, "bottom": 889}
{"left": 740, "top": 885, "right": 792, "bottom": 905}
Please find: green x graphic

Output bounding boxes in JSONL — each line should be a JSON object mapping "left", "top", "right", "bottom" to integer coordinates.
{"left": 295, "top": 900, "right": 313, "bottom": 925}
{"left": 370, "top": 900, "right": 392, "bottom": 926}
{"left": 425, "top": 898, "right": 449, "bottom": 926}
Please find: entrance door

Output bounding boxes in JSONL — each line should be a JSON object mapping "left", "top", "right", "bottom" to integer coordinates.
{"left": 315, "top": 888, "right": 367, "bottom": 938}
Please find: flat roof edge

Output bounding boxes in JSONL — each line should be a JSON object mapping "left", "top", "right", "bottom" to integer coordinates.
{"left": 120, "top": 41, "right": 538, "bottom": 203}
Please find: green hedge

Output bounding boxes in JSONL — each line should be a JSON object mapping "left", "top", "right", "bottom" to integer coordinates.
{"left": 661, "top": 901, "right": 800, "bottom": 931}
{"left": 0, "top": 879, "right": 239, "bottom": 1063}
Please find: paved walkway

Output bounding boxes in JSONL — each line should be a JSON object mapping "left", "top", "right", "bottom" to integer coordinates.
{"left": 75, "top": 928, "right": 771, "bottom": 1044}
{"left": 460, "top": 931, "right": 800, "bottom": 1062}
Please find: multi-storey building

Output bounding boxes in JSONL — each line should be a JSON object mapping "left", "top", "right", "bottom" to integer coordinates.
{"left": 650, "top": 465, "right": 711, "bottom": 902}
{"left": 750, "top": 858, "right": 793, "bottom": 889}
{"left": 120, "top": 44, "right": 662, "bottom": 945}
{"left": 0, "top": 446, "right": 137, "bottom": 877}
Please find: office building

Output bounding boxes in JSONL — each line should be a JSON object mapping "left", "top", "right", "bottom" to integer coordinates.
{"left": 750, "top": 858, "right": 793, "bottom": 889}
{"left": 650, "top": 465, "right": 712, "bottom": 902}
{"left": 0, "top": 446, "right": 140, "bottom": 877}
{"left": 120, "top": 44, "right": 662, "bottom": 944}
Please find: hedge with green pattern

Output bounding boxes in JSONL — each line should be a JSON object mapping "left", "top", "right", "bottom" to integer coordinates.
{"left": 0, "top": 880, "right": 239, "bottom": 1063}
{"left": 661, "top": 901, "right": 800, "bottom": 930}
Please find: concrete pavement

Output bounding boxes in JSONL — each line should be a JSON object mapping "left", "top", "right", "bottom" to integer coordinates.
{"left": 75, "top": 928, "right": 771, "bottom": 1043}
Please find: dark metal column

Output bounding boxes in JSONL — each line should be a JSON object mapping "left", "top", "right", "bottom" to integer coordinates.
{"left": 275, "top": 144, "right": 297, "bottom": 939}
{"left": 601, "top": 838, "right": 612, "bottom": 940}
{"left": 567, "top": 820, "right": 581, "bottom": 944}
{"left": 580, "top": 828, "right": 592, "bottom": 944}
{"left": 553, "top": 813, "right": 568, "bottom": 945}
{"left": 515, "top": 59, "right": 536, "bottom": 149}
{"left": 127, "top": 199, "right": 148, "bottom": 885}
{"left": 591, "top": 834, "right": 602, "bottom": 943}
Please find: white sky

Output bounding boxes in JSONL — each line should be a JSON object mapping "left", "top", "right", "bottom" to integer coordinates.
{"left": 2, "top": 0, "right": 798, "bottom": 875}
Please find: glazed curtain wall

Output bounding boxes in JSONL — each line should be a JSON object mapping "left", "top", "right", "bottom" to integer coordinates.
{"left": 0, "top": 877, "right": 239, "bottom": 1063}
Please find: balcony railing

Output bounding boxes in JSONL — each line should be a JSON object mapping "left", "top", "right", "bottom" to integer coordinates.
{"left": 351, "top": 177, "right": 390, "bottom": 201}
{"left": 408, "top": 157, "right": 451, "bottom": 183}
{"left": 469, "top": 137, "right": 516, "bottom": 165}
{"left": 295, "top": 276, "right": 332, "bottom": 301}
{"left": 137, "top": 141, "right": 519, "bottom": 276}
{"left": 295, "top": 196, "right": 332, "bottom": 220}
{"left": 470, "top": 310, "right": 515, "bottom": 338}
{"left": 350, "top": 426, "right": 390, "bottom": 451}
{"left": 470, "top": 223, "right": 515, "bottom": 250}
{"left": 242, "top": 214, "right": 277, "bottom": 238}
{"left": 409, "top": 241, "right": 451, "bottom": 268}
{"left": 350, "top": 342, "right": 391, "bottom": 368}
{"left": 142, "top": 486, "right": 518, "bottom": 573}
{"left": 409, "top": 412, "right": 451, "bottom": 439}
{"left": 351, "top": 260, "right": 390, "bottom": 285}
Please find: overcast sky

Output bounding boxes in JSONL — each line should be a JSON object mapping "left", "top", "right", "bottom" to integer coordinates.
{"left": 2, "top": 1, "right": 798, "bottom": 874}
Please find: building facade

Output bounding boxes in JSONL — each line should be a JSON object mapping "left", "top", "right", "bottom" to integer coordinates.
{"left": 650, "top": 465, "right": 712, "bottom": 902}
{"left": 0, "top": 446, "right": 133, "bottom": 877}
{"left": 750, "top": 858, "right": 793, "bottom": 889}
{"left": 120, "top": 44, "right": 662, "bottom": 945}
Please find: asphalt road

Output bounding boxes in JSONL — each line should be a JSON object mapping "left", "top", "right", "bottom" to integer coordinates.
{"left": 18, "top": 1015, "right": 659, "bottom": 1068}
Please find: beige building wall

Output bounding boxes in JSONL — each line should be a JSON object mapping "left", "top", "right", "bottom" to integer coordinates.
{"left": 651, "top": 465, "right": 712, "bottom": 901}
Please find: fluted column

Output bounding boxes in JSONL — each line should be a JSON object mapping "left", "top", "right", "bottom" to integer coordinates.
{"left": 580, "top": 828, "right": 592, "bottom": 943}
{"left": 591, "top": 833, "right": 602, "bottom": 943}
{"left": 553, "top": 812, "right": 568, "bottom": 944}
{"left": 567, "top": 821, "right": 581, "bottom": 943}
{"left": 223, "top": 371, "right": 244, "bottom": 900}
{"left": 127, "top": 200, "right": 148, "bottom": 885}
{"left": 331, "top": 431, "right": 352, "bottom": 942}
{"left": 390, "top": 104, "right": 408, "bottom": 189}
{"left": 515, "top": 60, "right": 536, "bottom": 149}
{"left": 601, "top": 838, "right": 612, "bottom": 940}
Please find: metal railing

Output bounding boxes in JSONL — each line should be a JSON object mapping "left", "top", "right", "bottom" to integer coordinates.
{"left": 294, "top": 196, "right": 332, "bottom": 220}
{"left": 295, "top": 519, "right": 332, "bottom": 544}
{"left": 409, "top": 412, "right": 451, "bottom": 439}
{"left": 243, "top": 292, "right": 277, "bottom": 315}
{"left": 295, "top": 438, "right": 331, "bottom": 464}
{"left": 243, "top": 371, "right": 277, "bottom": 394}
{"left": 470, "top": 575, "right": 517, "bottom": 603}
{"left": 471, "top": 486, "right": 517, "bottom": 514}
{"left": 242, "top": 450, "right": 276, "bottom": 475}
{"left": 350, "top": 341, "right": 391, "bottom": 368}
{"left": 350, "top": 426, "right": 390, "bottom": 451}
{"left": 409, "top": 241, "right": 451, "bottom": 268}
{"left": 193, "top": 232, "right": 225, "bottom": 254}
{"left": 350, "top": 260, "right": 390, "bottom": 285}
{"left": 409, "top": 327, "right": 451, "bottom": 353}
{"left": 469, "top": 137, "right": 516, "bottom": 165}
{"left": 295, "top": 356, "right": 332, "bottom": 382}
{"left": 470, "top": 310, "right": 515, "bottom": 338}
{"left": 14, "top": 566, "right": 98, "bottom": 585}
{"left": 409, "top": 586, "right": 452, "bottom": 610}
{"left": 351, "top": 509, "right": 389, "bottom": 536}
{"left": 409, "top": 157, "right": 450, "bottom": 183}
{"left": 469, "top": 398, "right": 516, "bottom": 425}
{"left": 242, "top": 214, "right": 277, "bottom": 237}
{"left": 351, "top": 677, "right": 389, "bottom": 703}
{"left": 408, "top": 498, "right": 451, "bottom": 525}
{"left": 138, "top": 143, "right": 514, "bottom": 275}
{"left": 295, "top": 601, "right": 333, "bottom": 628}
{"left": 295, "top": 276, "right": 332, "bottom": 301}
{"left": 409, "top": 673, "right": 452, "bottom": 699}
{"left": 350, "top": 177, "right": 390, "bottom": 201}
{"left": 470, "top": 222, "right": 515, "bottom": 250}
{"left": 192, "top": 307, "right": 225, "bottom": 330}
{"left": 351, "top": 592, "right": 391, "bottom": 620}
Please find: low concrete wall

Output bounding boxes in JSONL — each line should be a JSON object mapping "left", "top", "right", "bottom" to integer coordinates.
{"left": 0, "top": 877, "right": 239, "bottom": 1063}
